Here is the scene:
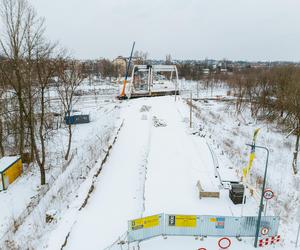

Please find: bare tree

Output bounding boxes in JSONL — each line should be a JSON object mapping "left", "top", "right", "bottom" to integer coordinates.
{"left": 282, "top": 69, "right": 300, "bottom": 174}
{"left": 0, "top": 0, "right": 59, "bottom": 185}
{"left": 134, "top": 50, "right": 148, "bottom": 64}
{"left": 0, "top": 0, "right": 29, "bottom": 158}
{"left": 226, "top": 65, "right": 300, "bottom": 174}
{"left": 165, "top": 54, "right": 172, "bottom": 64}
{"left": 56, "top": 59, "right": 84, "bottom": 160}
{"left": 29, "top": 43, "right": 59, "bottom": 185}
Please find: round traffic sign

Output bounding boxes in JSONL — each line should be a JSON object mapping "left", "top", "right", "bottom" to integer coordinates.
{"left": 198, "top": 248, "right": 206, "bottom": 250}
{"left": 218, "top": 237, "right": 231, "bottom": 249}
{"left": 263, "top": 189, "right": 274, "bottom": 200}
{"left": 261, "top": 227, "right": 269, "bottom": 236}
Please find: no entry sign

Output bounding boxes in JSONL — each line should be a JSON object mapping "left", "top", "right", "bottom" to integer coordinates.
{"left": 261, "top": 227, "right": 269, "bottom": 236}
{"left": 218, "top": 237, "right": 231, "bottom": 249}
{"left": 263, "top": 189, "right": 274, "bottom": 200}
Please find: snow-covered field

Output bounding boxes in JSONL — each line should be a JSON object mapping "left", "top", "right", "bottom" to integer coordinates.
{"left": 0, "top": 81, "right": 121, "bottom": 249}
{"left": 0, "top": 81, "right": 298, "bottom": 250}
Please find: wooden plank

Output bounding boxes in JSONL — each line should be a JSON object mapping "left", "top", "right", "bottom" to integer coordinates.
{"left": 197, "top": 180, "right": 220, "bottom": 199}
{"left": 200, "top": 191, "right": 220, "bottom": 199}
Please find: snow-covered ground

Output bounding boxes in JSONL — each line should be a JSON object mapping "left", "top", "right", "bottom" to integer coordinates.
{"left": 1, "top": 81, "right": 298, "bottom": 250}
{"left": 26, "top": 94, "right": 288, "bottom": 250}
{"left": 0, "top": 81, "right": 121, "bottom": 249}
{"left": 182, "top": 80, "right": 299, "bottom": 248}
{"left": 189, "top": 96, "right": 299, "bottom": 249}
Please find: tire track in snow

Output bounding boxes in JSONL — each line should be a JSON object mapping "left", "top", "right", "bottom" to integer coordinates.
{"left": 103, "top": 104, "right": 153, "bottom": 250}
{"left": 139, "top": 106, "right": 153, "bottom": 217}
{"left": 136, "top": 106, "right": 153, "bottom": 250}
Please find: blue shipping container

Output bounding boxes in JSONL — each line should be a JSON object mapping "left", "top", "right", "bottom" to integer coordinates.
{"left": 65, "top": 113, "right": 90, "bottom": 125}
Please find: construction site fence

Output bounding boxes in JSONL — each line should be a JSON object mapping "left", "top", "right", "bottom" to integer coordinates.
{"left": 127, "top": 213, "right": 280, "bottom": 243}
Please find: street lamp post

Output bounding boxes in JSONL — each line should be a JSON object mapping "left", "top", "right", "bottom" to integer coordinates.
{"left": 246, "top": 143, "right": 270, "bottom": 248}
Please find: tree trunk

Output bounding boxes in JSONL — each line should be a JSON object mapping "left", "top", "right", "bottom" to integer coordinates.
{"left": 38, "top": 87, "right": 46, "bottom": 184}
{"left": 17, "top": 94, "right": 25, "bottom": 157}
{"left": 28, "top": 113, "right": 46, "bottom": 185}
{"left": 31, "top": 128, "right": 46, "bottom": 185}
{"left": 292, "top": 131, "right": 300, "bottom": 175}
{"left": 15, "top": 64, "right": 25, "bottom": 158}
{"left": 65, "top": 122, "right": 72, "bottom": 160}
{"left": 0, "top": 105, "right": 4, "bottom": 157}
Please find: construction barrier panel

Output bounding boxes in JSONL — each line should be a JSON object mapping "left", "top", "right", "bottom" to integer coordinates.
{"left": 127, "top": 214, "right": 280, "bottom": 243}
{"left": 239, "top": 216, "right": 279, "bottom": 237}
{"left": 127, "top": 214, "right": 164, "bottom": 242}
{"left": 197, "top": 216, "right": 240, "bottom": 237}
{"left": 165, "top": 214, "right": 200, "bottom": 236}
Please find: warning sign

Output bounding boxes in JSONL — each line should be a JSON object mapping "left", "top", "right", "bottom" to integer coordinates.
{"left": 209, "top": 217, "right": 225, "bottom": 228}
{"left": 218, "top": 237, "right": 231, "bottom": 249}
{"left": 209, "top": 217, "right": 217, "bottom": 223}
{"left": 261, "top": 227, "right": 269, "bottom": 236}
{"left": 131, "top": 215, "right": 160, "bottom": 230}
{"left": 215, "top": 217, "right": 225, "bottom": 229}
{"left": 263, "top": 189, "right": 274, "bottom": 200}
{"left": 168, "top": 215, "right": 197, "bottom": 228}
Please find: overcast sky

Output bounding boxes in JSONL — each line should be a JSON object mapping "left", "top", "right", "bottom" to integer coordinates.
{"left": 30, "top": 0, "right": 300, "bottom": 61}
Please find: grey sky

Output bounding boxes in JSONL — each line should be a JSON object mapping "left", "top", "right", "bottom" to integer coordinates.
{"left": 30, "top": 0, "right": 300, "bottom": 61}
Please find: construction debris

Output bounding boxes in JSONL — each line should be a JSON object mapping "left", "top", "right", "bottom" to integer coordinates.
{"left": 152, "top": 116, "right": 167, "bottom": 127}
{"left": 46, "top": 209, "right": 57, "bottom": 223}
{"left": 140, "top": 105, "right": 151, "bottom": 112}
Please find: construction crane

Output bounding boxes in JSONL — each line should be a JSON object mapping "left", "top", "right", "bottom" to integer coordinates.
{"left": 118, "top": 41, "right": 135, "bottom": 99}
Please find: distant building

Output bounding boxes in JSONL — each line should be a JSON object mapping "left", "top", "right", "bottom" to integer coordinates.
{"left": 203, "top": 68, "right": 210, "bottom": 75}
{"left": 112, "top": 56, "right": 127, "bottom": 76}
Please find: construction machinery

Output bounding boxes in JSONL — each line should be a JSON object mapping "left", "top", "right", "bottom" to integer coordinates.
{"left": 118, "top": 42, "right": 135, "bottom": 100}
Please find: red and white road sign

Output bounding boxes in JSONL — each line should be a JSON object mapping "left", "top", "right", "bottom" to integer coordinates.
{"left": 198, "top": 248, "right": 206, "bottom": 250}
{"left": 270, "top": 235, "right": 281, "bottom": 244}
{"left": 261, "top": 227, "right": 269, "bottom": 236}
{"left": 259, "top": 235, "right": 281, "bottom": 247}
{"left": 263, "top": 189, "right": 274, "bottom": 200}
{"left": 218, "top": 237, "right": 231, "bottom": 249}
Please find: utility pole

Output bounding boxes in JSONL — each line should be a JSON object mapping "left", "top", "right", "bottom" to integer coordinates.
{"left": 246, "top": 144, "right": 270, "bottom": 248}
{"left": 295, "top": 206, "right": 300, "bottom": 247}
{"left": 296, "top": 223, "right": 300, "bottom": 248}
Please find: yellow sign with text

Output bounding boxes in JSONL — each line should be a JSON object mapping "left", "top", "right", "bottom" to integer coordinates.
{"left": 169, "top": 215, "right": 197, "bottom": 228}
{"left": 131, "top": 215, "right": 160, "bottom": 231}
{"left": 209, "top": 217, "right": 216, "bottom": 223}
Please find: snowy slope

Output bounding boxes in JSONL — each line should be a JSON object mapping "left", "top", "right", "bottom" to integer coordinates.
{"left": 0, "top": 88, "right": 121, "bottom": 249}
